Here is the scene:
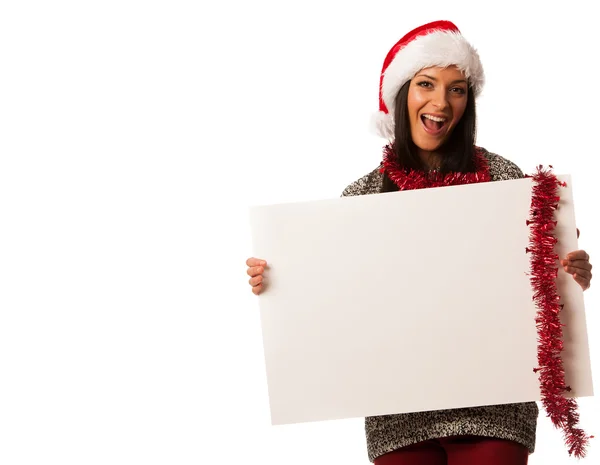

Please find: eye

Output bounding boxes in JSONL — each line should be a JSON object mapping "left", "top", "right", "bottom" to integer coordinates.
{"left": 417, "top": 81, "right": 433, "bottom": 88}
{"left": 451, "top": 87, "right": 466, "bottom": 94}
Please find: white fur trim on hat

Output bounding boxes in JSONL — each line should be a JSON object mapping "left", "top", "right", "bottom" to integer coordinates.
{"left": 370, "top": 110, "right": 395, "bottom": 140}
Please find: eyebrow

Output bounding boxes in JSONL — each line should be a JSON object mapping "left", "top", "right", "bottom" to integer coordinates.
{"left": 416, "top": 74, "right": 467, "bottom": 85}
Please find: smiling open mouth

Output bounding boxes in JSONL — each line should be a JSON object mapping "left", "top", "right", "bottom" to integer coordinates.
{"left": 421, "top": 114, "right": 447, "bottom": 135}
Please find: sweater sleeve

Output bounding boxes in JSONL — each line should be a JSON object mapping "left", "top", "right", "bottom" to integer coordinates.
{"left": 341, "top": 167, "right": 384, "bottom": 197}
{"left": 485, "top": 151, "right": 525, "bottom": 181}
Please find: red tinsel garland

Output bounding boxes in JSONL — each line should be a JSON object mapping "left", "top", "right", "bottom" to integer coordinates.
{"left": 380, "top": 145, "right": 491, "bottom": 189}
{"left": 527, "top": 166, "right": 592, "bottom": 458}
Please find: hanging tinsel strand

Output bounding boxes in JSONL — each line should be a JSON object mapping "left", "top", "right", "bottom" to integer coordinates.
{"left": 527, "top": 165, "right": 593, "bottom": 458}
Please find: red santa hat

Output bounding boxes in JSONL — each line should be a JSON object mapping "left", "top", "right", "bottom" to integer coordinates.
{"left": 372, "top": 20, "right": 485, "bottom": 139}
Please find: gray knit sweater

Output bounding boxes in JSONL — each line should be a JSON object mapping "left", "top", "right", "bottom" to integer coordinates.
{"left": 340, "top": 147, "right": 539, "bottom": 462}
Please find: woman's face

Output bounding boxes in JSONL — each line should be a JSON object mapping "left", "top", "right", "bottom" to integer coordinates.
{"left": 407, "top": 65, "right": 469, "bottom": 154}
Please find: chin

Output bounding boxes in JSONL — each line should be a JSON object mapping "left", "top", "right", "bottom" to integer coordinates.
{"left": 415, "top": 139, "right": 445, "bottom": 152}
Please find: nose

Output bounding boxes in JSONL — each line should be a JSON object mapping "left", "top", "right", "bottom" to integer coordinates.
{"left": 431, "top": 88, "right": 449, "bottom": 110}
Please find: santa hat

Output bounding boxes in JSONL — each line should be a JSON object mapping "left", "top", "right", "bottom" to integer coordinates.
{"left": 372, "top": 20, "right": 485, "bottom": 139}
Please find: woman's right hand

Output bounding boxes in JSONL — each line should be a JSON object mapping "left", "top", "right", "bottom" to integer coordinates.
{"left": 246, "top": 257, "right": 267, "bottom": 295}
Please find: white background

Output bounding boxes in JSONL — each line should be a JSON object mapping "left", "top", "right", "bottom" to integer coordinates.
{"left": 0, "top": 1, "right": 597, "bottom": 464}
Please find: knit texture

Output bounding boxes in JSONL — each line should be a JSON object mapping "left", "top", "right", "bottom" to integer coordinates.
{"left": 340, "top": 147, "right": 539, "bottom": 462}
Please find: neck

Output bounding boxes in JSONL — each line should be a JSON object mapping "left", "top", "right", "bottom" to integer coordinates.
{"left": 418, "top": 149, "right": 442, "bottom": 171}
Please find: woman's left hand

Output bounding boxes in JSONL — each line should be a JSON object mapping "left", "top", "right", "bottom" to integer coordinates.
{"left": 561, "top": 250, "right": 593, "bottom": 291}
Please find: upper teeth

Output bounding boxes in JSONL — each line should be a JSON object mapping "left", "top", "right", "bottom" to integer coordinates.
{"left": 424, "top": 114, "right": 446, "bottom": 122}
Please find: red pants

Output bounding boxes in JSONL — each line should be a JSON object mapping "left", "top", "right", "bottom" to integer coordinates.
{"left": 374, "top": 436, "right": 529, "bottom": 465}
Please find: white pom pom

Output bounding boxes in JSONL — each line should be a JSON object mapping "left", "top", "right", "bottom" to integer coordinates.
{"left": 370, "top": 111, "right": 394, "bottom": 140}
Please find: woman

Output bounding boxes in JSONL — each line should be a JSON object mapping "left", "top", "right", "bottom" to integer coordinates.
{"left": 245, "top": 20, "right": 593, "bottom": 465}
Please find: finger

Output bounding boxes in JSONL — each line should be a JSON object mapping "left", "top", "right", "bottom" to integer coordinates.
{"left": 247, "top": 265, "right": 265, "bottom": 277}
{"left": 252, "top": 283, "right": 264, "bottom": 295}
{"left": 246, "top": 257, "right": 267, "bottom": 267}
{"left": 564, "top": 266, "right": 592, "bottom": 281}
{"left": 249, "top": 275, "right": 263, "bottom": 287}
{"left": 574, "top": 273, "right": 591, "bottom": 291}
{"left": 565, "top": 250, "right": 589, "bottom": 261}
{"left": 568, "top": 259, "right": 592, "bottom": 272}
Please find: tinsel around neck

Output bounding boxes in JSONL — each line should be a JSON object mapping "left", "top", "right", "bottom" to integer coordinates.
{"left": 379, "top": 145, "right": 491, "bottom": 191}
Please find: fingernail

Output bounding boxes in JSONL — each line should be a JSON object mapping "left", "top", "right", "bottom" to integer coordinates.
{"left": 260, "top": 261, "right": 266, "bottom": 266}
